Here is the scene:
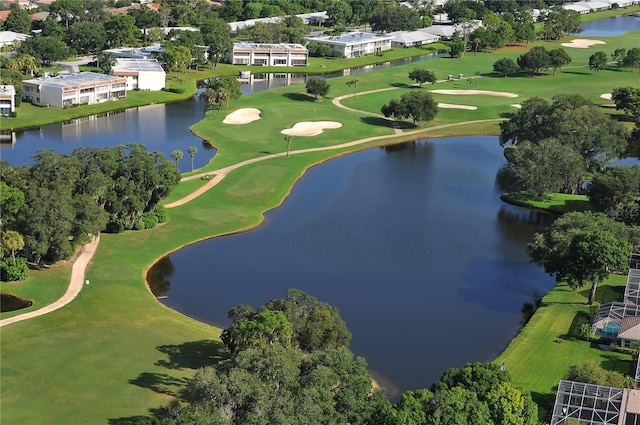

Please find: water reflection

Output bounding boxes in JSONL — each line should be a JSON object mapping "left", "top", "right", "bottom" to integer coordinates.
{"left": 147, "top": 136, "right": 556, "bottom": 397}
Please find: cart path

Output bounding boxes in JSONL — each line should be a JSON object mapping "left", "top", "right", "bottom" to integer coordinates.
{"left": 0, "top": 235, "right": 100, "bottom": 328}
{"left": 1, "top": 87, "right": 503, "bottom": 326}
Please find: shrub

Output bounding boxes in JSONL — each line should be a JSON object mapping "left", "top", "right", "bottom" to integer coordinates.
{"left": 154, "top": 205, "right": 167, "bottom": 223}
{"left": 1, "top": 257, "right": 29, "bottom": 281}
{"left": 579, "top": 323, "right": 594, "bottom": 340}
{"left": 105, "top": 219, "right": 126, "bottom": 234}
{"left": 132, "top": 218, "right": 145, "bottom": 230}
{"left": 142, "top": 211, "right": 159, "bottom": 229}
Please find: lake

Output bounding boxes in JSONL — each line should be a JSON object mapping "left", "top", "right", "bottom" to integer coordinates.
{"left": 576, "top": 14, "right": 640, "bottom": 36}
{"left": 148, "top": 136, "right": 556, "bottom": 398}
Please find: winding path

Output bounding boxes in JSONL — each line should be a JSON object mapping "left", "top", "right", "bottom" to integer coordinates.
{"left": 0, "top": 235, "right": 100, "bottom": 328}
{"left": 1, "top": 86, "right": 504, "bottom": 325}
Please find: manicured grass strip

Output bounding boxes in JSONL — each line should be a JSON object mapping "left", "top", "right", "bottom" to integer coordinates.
{"left": 496, "top": 274, "right": 633, "bottom": 421}
{"left": 501, "top": 192, "right": 593, "bottom": 214}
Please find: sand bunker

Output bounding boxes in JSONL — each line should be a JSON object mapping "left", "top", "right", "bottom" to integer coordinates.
{"left": 511, "top": 104, "right": 522, "bottom": 109}
{"left": 223, "top": 108, "right": 262, "bottom": 124}
{"left": 281, "top": 121, "right": 342, "bottom": 136}
{"left": 437, "top": 103, "right": 477, "bottom": 110}
{"left": 561, "top": 39, "right": 606, "bottom": 48}
{"left": 600, "top": 93, "right": 612, "bottom": 100}
{"left": 430, "top": 90, "right": 518, "bottom": 98}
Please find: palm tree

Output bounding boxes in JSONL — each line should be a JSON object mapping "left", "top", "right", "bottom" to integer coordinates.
{"left": 199, "top": 88, "right": 217, "bottom": 110}
{"left": 171, "top": 149, "right": 183, "bottom": 170}
{"left": 187, "top": 146, "right": 197, "bottom": 172}
{"left": 284, "top": 135, "right": 293, "bottom": 156}
{"left": 346, "top": 79, "right": 360, "bottom": 102}
{"left": 1, "top": 230, "right": 24, "bottom": 262}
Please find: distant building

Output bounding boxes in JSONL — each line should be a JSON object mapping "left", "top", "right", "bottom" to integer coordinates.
{"left": 102, "top": 44, "right": 164, "bottom": 59}
{"left": 0, "top": 85, "right": 16, "bottom": 115}
{"left": 305, "top": 32, "right": 394, "bottom": 58}
{"left": 388, "top": 31, "right": 440, "bottom": 48}
{"left": 0, "top": 31, "right": 30, "bottom": 48}
{"left": 110, "top": 58, "right": 166, "bottom": 90}
{"left": 228, "top": 43, "right": 309, "bottom": 66}
{"left": 22, "top": 72, "right": 127, "bottom": 108}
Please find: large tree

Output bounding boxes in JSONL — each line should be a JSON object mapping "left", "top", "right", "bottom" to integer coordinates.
{"left": 493, "top": 57, "right": 519, "bottom": 77}
{"left": 201, "top": 18, "right": 232, "bottom": 66}
{"left": 4, "top": 3, "right": 32, "bottom": 34}
{"left": 588, "top": 51, "right": 608, "bottom": 74}
{"left": 611, "top": 86, "right": 640, "bottom": 123}
{"left": 527, "top": 211, "right": 635, "bottom": 304}
{"left": 66, "top": 21, "right": 107, "bottom": 54}
{"left": 548, "top": 48, "right": 572, "bottom": 76}
{"left": 370, "top": 4, "right": 422, "bottom": 32}
{"left": 305, "top": 77, "right": 330, "bottom": 100}
{"left": 18, "top": 36, "right": 70, "bottom": 66}
{"left": 499, "top": 138, "right": 585, "bottom": 198}
{"left": 408, "top": 68, "right": 437, "bottom": 86}
{"left": 587, "top": 165, "right": 640, "bottom": 224}
{"left": 148, "top": 290, "right": 387, "bottom": 425}
{"left": 381, "top": 91, "right": 438, "bottom": 125}
{"left": 517, "top": 46, "right": 550, "bottom": 76}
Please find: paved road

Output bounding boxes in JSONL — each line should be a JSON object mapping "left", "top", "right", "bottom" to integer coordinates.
{"left": 54, "top": 56, "right": 95, "bottom": 74}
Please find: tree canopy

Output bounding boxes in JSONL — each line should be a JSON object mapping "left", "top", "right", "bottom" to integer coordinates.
{"left": 527, "top": 211, "right": 636, "bottom": 304}
{"left": 408, "top": 68, "right": 437, "bottom": 86}
{"left": 381, "top": 91, "right": 438, "bottom": 125}
{"left": 305, "top": 77, "right": 330, "bottom": 100}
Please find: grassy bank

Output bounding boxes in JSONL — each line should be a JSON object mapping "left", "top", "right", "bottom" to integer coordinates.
{"left": 496, "top": 274, "right": 633, "bottom": 422}
{"left": 501, "top": 192, "right": 593, "bottom": 215}
{"left": 2, "top": 24, "right": 640, "bottom": 423}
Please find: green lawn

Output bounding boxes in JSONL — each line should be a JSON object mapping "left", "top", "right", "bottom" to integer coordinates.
{"left": 496, "top": 274, "right": 634, "bottom": 421}
{"left": 501, "top": 192, "right": 593, "bottom": 214}
{"left": 2, "top": 18, "right": 640, "bottom": 423}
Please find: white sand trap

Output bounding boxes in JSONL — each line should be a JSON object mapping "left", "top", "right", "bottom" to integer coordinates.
{"left": 561, "top": 39, "right": 606, "bottom": 49}
{"left": 281, "top": 121, "right": 342, "bottom": 137}
{"left": 511, "top": 104, "right": 522, "bottom": 109}
{"left": 437, "top": 103, "right": 477, "bottom": 110}
{"left": 223, "top": 108, "right": 262, "bottom": 124}
{"left": 430, "top": 89, "right": 518, "bottom": 98}
{"left": 600, "top": 93, "right": 612, "bottom": 100}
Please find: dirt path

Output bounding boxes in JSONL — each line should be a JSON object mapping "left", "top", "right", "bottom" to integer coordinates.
{"left": 0, "top": 235, "right": 100, "bottom": 328}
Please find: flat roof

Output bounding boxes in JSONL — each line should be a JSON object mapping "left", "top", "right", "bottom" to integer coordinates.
{"left": 23, "top": 72, "right": 125, "bottom": 89}
{"left": 112, "top": 59, "right": 165, "bottom": 73}
{"left": 307, "top": 32, "right": 394, "bottom": 45}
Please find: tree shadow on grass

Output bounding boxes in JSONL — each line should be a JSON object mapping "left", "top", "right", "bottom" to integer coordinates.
{"left": 361, "top": 116, "right": 393, "bottom": 128}
{"left": 108, "top": 415, "right": 152, "bottom": 425}
{"left": 531, "top": 390, "right": 556, "bottom": 424}
{"left": 128, "top": 372, "right": 190, "bottom": 396}
{"left": 391, "top": 82, "right": 412, "bottom": 88}
{"left": 283, "top": 92, "right": 315, "bottom": 102}
{"left": 561, "top": 310, "right": 591, "bottom": 340}
{"left": 155, "top": 339, "right": 226, "bottom": 370}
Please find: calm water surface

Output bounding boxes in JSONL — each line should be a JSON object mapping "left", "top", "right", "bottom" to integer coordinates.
{"left": 148, "top": 136, "right": 556, "bottom": 398}
{"left": 576, "top": 15, "right": 640, "bottom": 36}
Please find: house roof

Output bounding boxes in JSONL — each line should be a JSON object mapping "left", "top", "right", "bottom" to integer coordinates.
{"left": 0, "top": 31, "right": 30, "bottom": 43}
{"left": 112, "top": 58, "right": 165, "bottom": 74}
{"left": 419, "top": 25, "right": 456, "bottom": 38}
{"left": 389, "top": 31, "right": 440, "bottom": 44}
{"left": 0, "top": 11, "right": 10, "bottom": 22}
{"left": 618, "top": 316, "right": 640, "bottom": 340}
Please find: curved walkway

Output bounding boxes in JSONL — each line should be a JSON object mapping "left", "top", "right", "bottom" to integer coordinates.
{"left": 2, "top": 88, "right": 504, "bottom": 325}
{"left": 0, "top": 235, "right": 100, "bottom": 328}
